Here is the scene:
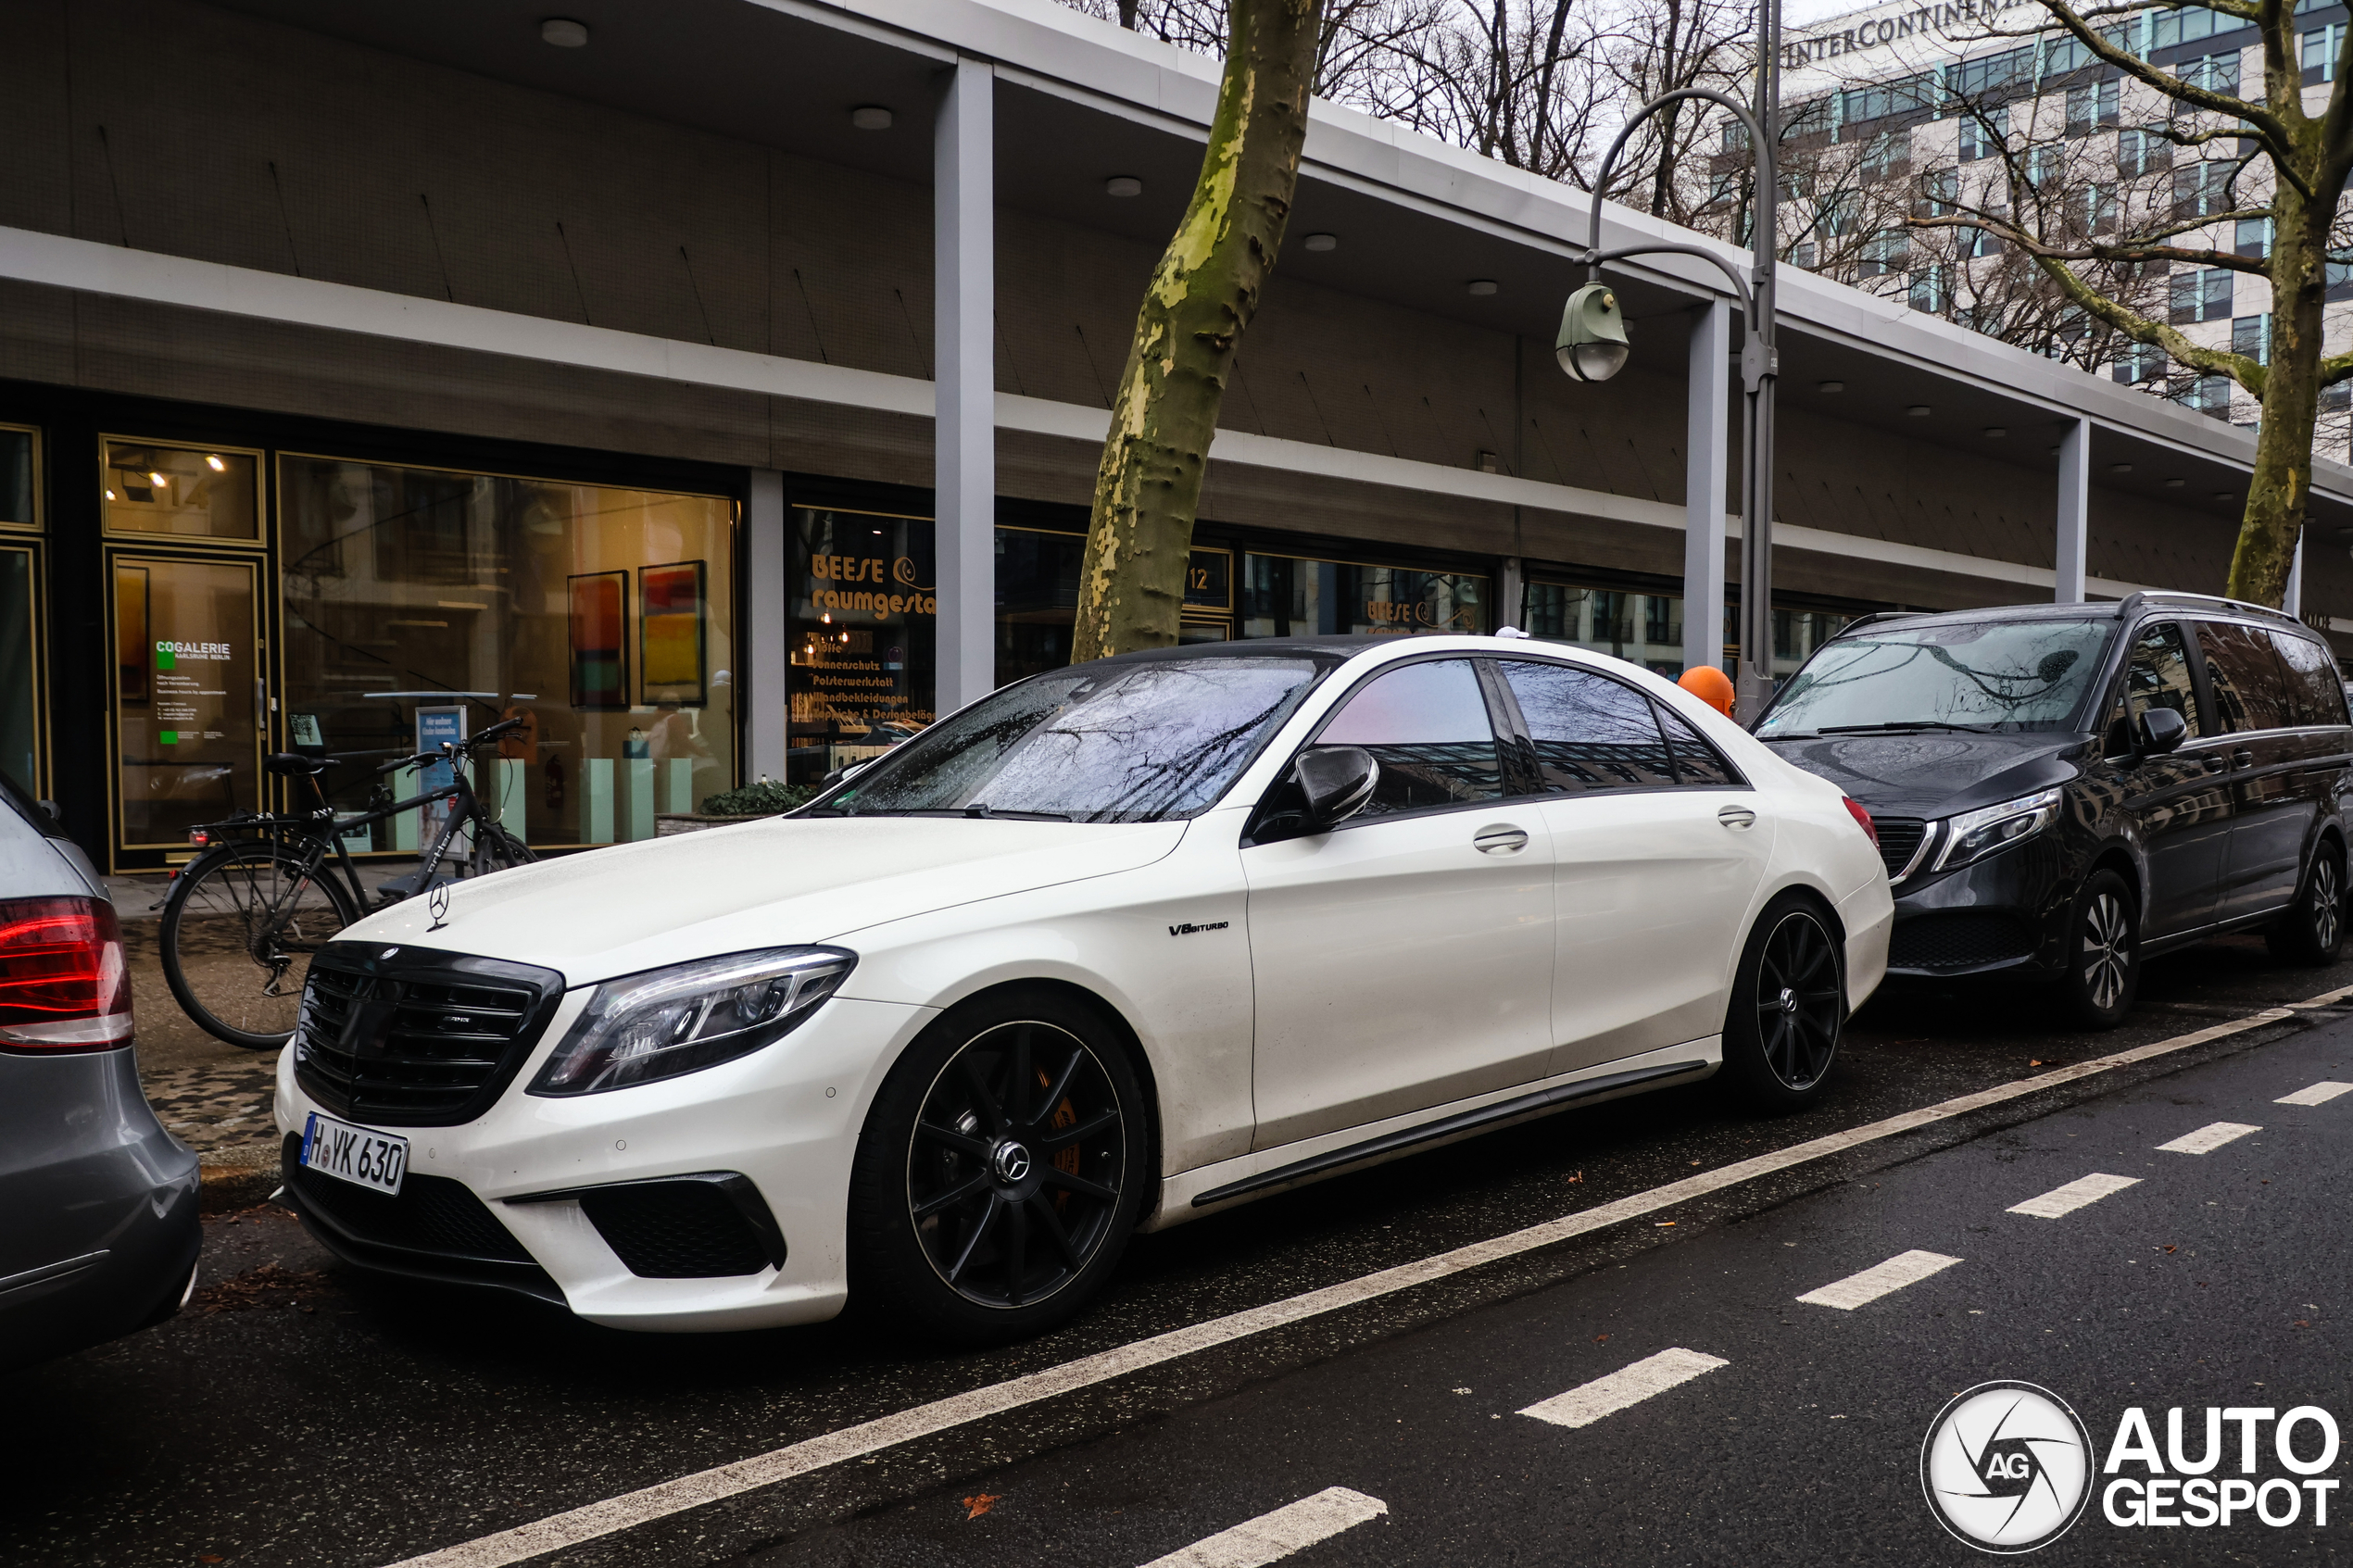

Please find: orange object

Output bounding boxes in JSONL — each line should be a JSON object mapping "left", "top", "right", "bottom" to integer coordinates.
{"left": 1679, "top": 664, "right": 1735, "bottom": 717}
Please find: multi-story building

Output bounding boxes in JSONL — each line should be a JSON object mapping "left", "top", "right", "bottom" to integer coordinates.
{"left": 1723, "top": 0, "right": 2353, "bottom": 445}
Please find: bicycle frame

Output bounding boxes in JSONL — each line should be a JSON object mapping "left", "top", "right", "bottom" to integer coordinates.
{"left": 197, "top": 747, "right": 498, "bottom": 914}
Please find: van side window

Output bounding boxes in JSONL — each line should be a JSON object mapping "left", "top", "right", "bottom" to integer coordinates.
{"left": 2111, "top": 621, "right": 2200, "bottom": 752}
{"left": 2268, "top": 630, "right": 2349, "bottom": 727}
{"left": 2196, "top": 622, "right": 2292, "bottom": 733}
{"left": 1495, "top": 660, "right": 1678, "bottom": 791}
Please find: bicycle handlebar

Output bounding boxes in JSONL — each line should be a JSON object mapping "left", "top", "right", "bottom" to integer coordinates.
{"left": 374, "top": 718, "right": 527, "bottom": 775}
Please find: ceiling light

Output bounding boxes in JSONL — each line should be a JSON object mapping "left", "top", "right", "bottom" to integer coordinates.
{"left": 1906, "top": 406, "right": 1931, "bottom": 417}
{"left": 849, "top": 106, "right": 893, "bottom": 131}
{"left": 206, "top": 454, "right": 225, "bottom": 471}
{"left": 149, "top": 471, "right": 168, "bottom": 486}
{"left": 1817, "top": 381, "right": 1844, "bottom": 394}
{"left": 2110, "top": 462, "right": 2133, "bottom": 474}
{"left": 1105, "top": 176, "right": 1143, "bottom": 197}
{"left": 2165, "top": 477, "right": 2184, "bottom": 488}
{"left": 1303, "top": 232, "right": 1337, "bottom": 252}
{"left": 541, "top": 18, "right": 589, "bottom": 47}
{"left": 1983, "top": 427, "right": 2006, "bottom": 438}
{"left": 1467, "top": 279, "right": 1499, "bottom": 295}
{"left": 105, "top": 489, "right": 114, "bottom": 500}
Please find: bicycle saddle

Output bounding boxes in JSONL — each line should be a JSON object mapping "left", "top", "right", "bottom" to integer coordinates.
{"left": 265, "top": 751, "right": 333, "bottom": 776}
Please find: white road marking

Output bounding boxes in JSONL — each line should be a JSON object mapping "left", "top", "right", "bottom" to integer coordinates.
{"left": 1138, "top": 1487, "right": 1387, "bottom": 1568}
{"left": 1796, "top": 1249, "right": 1963, "bottom": 1310}
{"left": 2157, "top": 1121, "right": 2262, "bottom": 1154}
{"left": 1518, "top": 1347, "right": 1730, "bottom": 1429}
{"left": 2276, "top": 1081, "right": 2353, "bottom": 1107}
{"left": 2007, "top": 1172, "right": 2142, "bottom": 1219}
{"left": 383, "top": 1000, "right": 2312, "bottom": 1568}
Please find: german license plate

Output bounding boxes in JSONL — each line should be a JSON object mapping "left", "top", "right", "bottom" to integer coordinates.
{"left": 300, "top": 1111, "right": 409, "bottom": 1197}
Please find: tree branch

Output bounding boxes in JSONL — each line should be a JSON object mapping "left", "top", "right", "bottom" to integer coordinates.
{"left": 2031, "top": 252, "right": 2264, "bottom": 395}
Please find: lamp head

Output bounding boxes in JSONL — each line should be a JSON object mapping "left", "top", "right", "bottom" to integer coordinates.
{"left": 1555, "top": 282, "right": 1630, "bottom": 383}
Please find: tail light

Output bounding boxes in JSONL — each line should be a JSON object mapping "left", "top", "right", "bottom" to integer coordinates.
{"left": 0, "top": 897, "right": 134, "bottom": 1051}
{"left": 1842, "top": 796, "right": 1880, "bottom": 848}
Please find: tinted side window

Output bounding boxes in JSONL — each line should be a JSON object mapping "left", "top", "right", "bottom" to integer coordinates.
{"left": 2196, "top": 622, "right": 2292, "bottom": 733}
{"left": 2112, "top": 621, "right": 2201, "bottom": 749}
{"left": 1657, "top": 705, "right": 1743, "bottom": 785}
{"left": 1316, "top": 659, "right": 1502, "bottom": 815}
{"left": 2269, "top": 631, "right": 2348, "bottom": 727}
{"left": 1497, "top": 660, "right": 1678, "bottom": 791}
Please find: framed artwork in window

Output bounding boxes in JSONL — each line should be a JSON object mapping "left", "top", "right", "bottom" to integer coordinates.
{"left": 639, "top": 559, "right": 707, "bottom": 707}
{"left": 568, "top": 571, "right": 628, "bottom": 710}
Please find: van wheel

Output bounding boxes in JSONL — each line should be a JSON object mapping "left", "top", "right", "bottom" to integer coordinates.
{"left": 2267, "top": 842, "right": 2346, "bottom": 967}
{"left": 848, "top": 989, "right": 1147, "bottom": 1345}
{"left": 2061, "top": 870, "right": 2139, "bottom": 1029}
{"left": 1721, "top": 895, "right": 1845, "bottom": 1112}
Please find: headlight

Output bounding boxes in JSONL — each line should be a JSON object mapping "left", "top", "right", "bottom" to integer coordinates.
{"left": 1932, "top": 787, "right": 2063, "bottom": 873}
{"left": 528, "top": 947, "right": 855, "bottom": 1097}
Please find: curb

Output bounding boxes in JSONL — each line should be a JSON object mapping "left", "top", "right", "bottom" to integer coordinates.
{"left": 198, "top": 1140, "right": 284, "bottom": 1214}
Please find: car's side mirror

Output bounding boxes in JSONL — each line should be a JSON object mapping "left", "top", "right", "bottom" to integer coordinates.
{"left": 36, "top": 799, "right": 59, "bottom": 823}
{"left": 2136, "top": 707, "right": 2188, "bottom": 756}
{"left": 1295, "top": 746, "right": 1378, "bottom": 830}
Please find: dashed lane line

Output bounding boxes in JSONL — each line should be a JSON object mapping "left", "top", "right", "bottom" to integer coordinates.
{"left": 2276, "top": 1080, "right": 2353, "bottom": 1107}
{"left": 1137, "top": 1487, "right": 1388, "bottom": 1568}
{"left": 382, "top": 998, "right": 2325, "bottom": 1568}
{"left": 1518, "top": 1348, "right": 1730, "bottom": 1429}
{"left": 2157, "top": 1121, "right": 2263, "bottom": 1155}
{"left": 2006, "top": 1173, "right": 2142, "bottom": 1219}
{"left": 1795, "top": 1249, "right": 1963, "bottom": 1310}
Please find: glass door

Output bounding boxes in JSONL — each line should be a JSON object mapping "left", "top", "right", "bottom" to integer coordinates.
{"left": 108, "top": 551, "right": 264, "bottom": 855}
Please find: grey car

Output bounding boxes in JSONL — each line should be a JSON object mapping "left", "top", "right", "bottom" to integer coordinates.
{"left": 0, "top": 775, "right": 200, "bottom": 1369}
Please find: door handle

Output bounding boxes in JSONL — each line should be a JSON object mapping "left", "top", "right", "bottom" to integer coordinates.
{"left": 1472, "top": 823, "right": 1529, "bottom": 855}
{"left": 2203, "top": 756, "right": 2228, "bottom": 774}
{"left": 1717, "top": 804, "right": 1757, "bottom": 829}
{"left": 2233, "top": 747, "right": 2255, "bottom": 770}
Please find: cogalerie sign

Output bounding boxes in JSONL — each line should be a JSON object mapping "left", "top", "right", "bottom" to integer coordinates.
{"left": 2101, "top": 1405, "right": 2340, "bottom": 1528}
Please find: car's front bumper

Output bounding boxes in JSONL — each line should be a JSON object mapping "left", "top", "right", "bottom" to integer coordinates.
{"left": 1881, "top": 836, "right": 2073, "bottom": 983}
{"left": 273, "top": 993, "right": 936, "bottom": 1332}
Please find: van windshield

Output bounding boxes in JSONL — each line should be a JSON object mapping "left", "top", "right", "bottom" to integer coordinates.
{"left": 1756, "top": 619, "right": 2114, "bottom": 737}
{"left": 804, "top": 655, "right": 1329, "bottom": 823}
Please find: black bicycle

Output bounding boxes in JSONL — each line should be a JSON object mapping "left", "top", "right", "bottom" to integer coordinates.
{"left": 158, "top": 718, "right": 538, "bottom": 1048}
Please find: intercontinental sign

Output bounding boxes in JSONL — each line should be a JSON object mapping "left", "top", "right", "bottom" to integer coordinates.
{"left": 1781, "top": 0, "right": 2033, "bottom": 71}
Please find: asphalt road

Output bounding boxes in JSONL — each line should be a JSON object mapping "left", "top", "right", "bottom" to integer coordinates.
{"left": 6, "top": 935, "right": 2350, "bottom": 1568}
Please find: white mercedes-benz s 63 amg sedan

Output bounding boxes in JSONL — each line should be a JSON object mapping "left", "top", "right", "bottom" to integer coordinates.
{"left": 275, "top": 634, "right": 1891, "bottom": 1342}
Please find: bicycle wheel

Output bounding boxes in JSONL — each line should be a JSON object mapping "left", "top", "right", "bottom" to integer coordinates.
{"left": 159, "top": 841, "right": 360, "bottom": 1049}
{"left": 469, "top": 821, "right": 537, "bottom": 877}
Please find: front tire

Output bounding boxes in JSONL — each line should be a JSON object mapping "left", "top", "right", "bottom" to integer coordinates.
{"left": 1721, "top": 894, "right": 1846, "bottom": 1112}
{"left": 848, "top": 989, "right": 1148, "bottom": 1345}
{"left": 2266, "top": 840, "right": 2346, "bottom": 967}
{"left": 2060, "top": 869, "right": 2139, "bottom": 1030}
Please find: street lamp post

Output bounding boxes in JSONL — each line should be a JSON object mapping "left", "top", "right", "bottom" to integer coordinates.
{"left": 1555, "top": 0, "right": 1782, "bottom": 721}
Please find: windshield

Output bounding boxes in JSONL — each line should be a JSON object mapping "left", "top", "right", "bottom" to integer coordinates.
{"left": 807, "top": 655, "right": 1329, "bottom": 823}
{"left": 1755, "top": 619, "right": 2114, "bottom": 737}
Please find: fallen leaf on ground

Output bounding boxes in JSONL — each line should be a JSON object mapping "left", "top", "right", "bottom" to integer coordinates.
{"left": 1593, "top": 1333, "right": 1609, "bottom": 1343}
{"left": 1655, "top": 1221, "right": 1676, "bottom": 1227}
{"left": 190, "top": 1261, "right": 333, "bottom": 1315}
{"left": 1566, "top": 1172, "right": 1583, "bottom": 1184}
{"left": 2029, "top": 1060, "right": 2045, "bottom": 1067}
{"left": 962, "top": 1495, "right": 1000, "bottom": 1521}
{"left": 2163, "top": 1246, "right": 2177, "bottom": 1253}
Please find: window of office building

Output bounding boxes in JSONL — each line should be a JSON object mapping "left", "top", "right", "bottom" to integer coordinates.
{"left": 278, "top": 457, "right": 736, "bottom": 848}
{"left": 1238, "top": 552, "right": 1488, "bottom": 639}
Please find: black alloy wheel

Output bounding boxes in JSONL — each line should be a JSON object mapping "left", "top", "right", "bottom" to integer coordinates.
{"left": 849, "top": 991, "right": 1146, "bottom": 1343}
{"left": 1722, "top": 895, "right": 1845, "bottom": 1111}
{"left": 2061, "top": 868, "right": 2140, "bottom": 1029}
{"left": 2268, "top": 842, "right": 2347, "bottom": 967}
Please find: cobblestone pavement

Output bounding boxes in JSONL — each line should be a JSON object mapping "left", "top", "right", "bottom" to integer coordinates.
{"left": 119, "top": 903, "right": 282, "bottom": 1162}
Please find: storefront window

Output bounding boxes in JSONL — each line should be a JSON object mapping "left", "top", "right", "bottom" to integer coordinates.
{"left": 103, "top": 440, "right": 259, "bottom": 539}
{"left": 280, "top": 457, "right": 736, "bottom": 847}
{"left": 789, "top": 508, "right": 937, "bottom": 786}
{"left": 1522, "top": 579, "right": 1858, "bottom": 683}
{"left": 1, "top": 547, "right": 39, "bottom": 796}
{"left": 1, "top": 425, "right": 34, "bottom": 527}
{"left": 110, "top": 554, "right": 261, "bottom": 847}
{"left": 1241, "top": 552, "right": 1488, "bottom": 639}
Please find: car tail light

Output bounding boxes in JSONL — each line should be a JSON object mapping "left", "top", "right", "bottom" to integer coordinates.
{"left": 1842, "top": 796, "right": 1879, "bottom": 848}
{"left": 0, "top": 897, "right": 134, "bottom": 1051}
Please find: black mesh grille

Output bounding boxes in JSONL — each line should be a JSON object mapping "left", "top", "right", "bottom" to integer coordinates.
{"left": 1876, "top": 819, "right": 1928, "bottom": 880}
{"left": 294, "top": 944, "right": 564, "bottom": 1126}
{"left": 582, "top": 1182, "right": 774, "bottom": 1278}
{"left": 284, "top": 1139, "right": 534, "bottom": 1263}
{"left": 1890, "top": 912, "right": 2038, "bottom": 971}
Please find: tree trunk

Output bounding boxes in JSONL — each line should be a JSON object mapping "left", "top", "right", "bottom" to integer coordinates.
{"left": 2227, "top": 186, "right": 2327, "bottom": 606}
{"left": 1070, "top": 0, "right": 1323, "bottom": 661}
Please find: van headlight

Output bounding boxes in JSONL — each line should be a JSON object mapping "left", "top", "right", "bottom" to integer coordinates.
{"left": 1931, "top": 787, "right": 2063, "bottom": 873}
{"left": 528, "top": 947, "right": 855, "bottom": 1097}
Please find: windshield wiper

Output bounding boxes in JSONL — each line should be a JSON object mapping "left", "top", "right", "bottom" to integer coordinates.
{"left": 1814, "top": 721, "right": 1995, "bottom": 735}
{"left": 963, "top": 803, "right": 1070, "bottom": 822}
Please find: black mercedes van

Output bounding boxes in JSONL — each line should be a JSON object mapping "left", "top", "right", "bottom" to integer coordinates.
{"left": 1755, "top": 592, "right": 2353, "bottom": 1027}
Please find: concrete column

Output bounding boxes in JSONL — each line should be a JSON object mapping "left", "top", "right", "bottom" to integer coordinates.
{"left": 1497, "top": 556, "right": 1524, "bottom": 632}
{"left": 2286, "top": 529, "right": 2306, "bottom": 617}
{"left": 745, "top": 469, "right": 787, "bottom": 784}
{"left": 1684, "top": 300, "right": 1731, "bottom": 674}
{"left": 935, "top": 57, "right": 996, "bottom": 716}
{"left": 2056, "top": 417, "right": 2090, "bottom": 604}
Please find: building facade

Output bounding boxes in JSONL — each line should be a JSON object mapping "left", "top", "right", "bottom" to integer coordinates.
{"left": 3, "top": 0, "right": 2346, "bottom": 873}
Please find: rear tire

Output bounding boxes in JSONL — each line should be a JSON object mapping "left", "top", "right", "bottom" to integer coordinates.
{"left": 2266, "top": 840, "right": 2346, "bottom": 967}
{"left": 848, "top": 988, "right": 1148, "bottom": 1345}
{"left": 159, "top": 842, "right": 359, "bottom": 1049}
{"left": 470, "top": 822, "right": 537, "bottom": 877}
{"left": 2059, "top": 869, "right": 2139, "bottom": 1030}
{"left": 1721, "top": 894, "right": 1846, "bottom": 1112}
